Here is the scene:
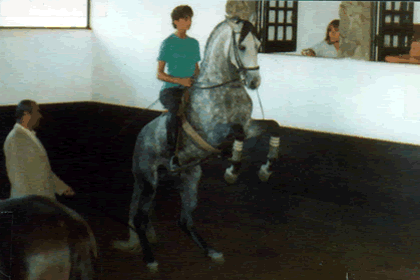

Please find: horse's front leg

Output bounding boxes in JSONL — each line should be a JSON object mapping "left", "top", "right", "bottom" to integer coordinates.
{"left": 246, "top": 119, "right": 281, "bottom": 182}
{"left": 224, "top": 139, "right": 243, "bottom": 184}
{"left": 224, "top": 124, "right": 245, "bottom": 184}
{"left": 258, "top": 135, "right": 280, "bottom": 182}
{"left": 178, "top": 165, "right": 224, "bottom": 262}
{"left": 131, "top": 168, "right": 159, "bottom": 272}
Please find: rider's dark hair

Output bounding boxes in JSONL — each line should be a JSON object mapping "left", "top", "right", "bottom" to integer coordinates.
{"left": 171, "top": 5, "right": 193, "bottom": 29}
{"left": 325, "top": 19, "right": 340, "bottom": 44}
{"left": 15, "top": 100, "right": 35, "bottom": 123}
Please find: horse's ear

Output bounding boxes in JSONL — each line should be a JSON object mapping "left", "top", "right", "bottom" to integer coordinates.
{"left": 226, "top": 15, "right": 241, "bottom": 23}
{"left": 225, "top": 15, "right": 242, "bottom": 32}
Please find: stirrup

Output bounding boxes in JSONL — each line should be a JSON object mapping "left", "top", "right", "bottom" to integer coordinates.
{"left": 169, "top": 156, "right": 181, "bottom": 172}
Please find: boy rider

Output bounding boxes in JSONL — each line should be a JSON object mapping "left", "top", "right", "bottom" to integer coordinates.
{"left": 157, "top": 5, "right": 200, "bottom": 171}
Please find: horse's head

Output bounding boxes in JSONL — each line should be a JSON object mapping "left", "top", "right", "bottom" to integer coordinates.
{"left": 226, "top": 16, "right": 261, "bottom": 90}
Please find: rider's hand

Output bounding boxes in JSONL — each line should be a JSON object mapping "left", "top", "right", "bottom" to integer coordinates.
{"left": 409, "top": 56, "right": 420, "bottom": 64}
{"left": 179, "top": 77, "right": 193, "bottom": 87}
{"left": 301, "top": 49, "right": 316, "bottom": 57}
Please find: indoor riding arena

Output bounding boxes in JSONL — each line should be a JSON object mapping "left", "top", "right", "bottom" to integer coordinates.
{"left": 1, "top": 1, "right": 420, "bottom": 279}
{"left": 1, "top": 102, "right": 420, "bottom": 279}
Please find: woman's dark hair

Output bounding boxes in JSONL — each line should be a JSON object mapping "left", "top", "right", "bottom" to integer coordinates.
{"left": 15, "top": 100, "right": 34, "bottom": 122}
{"left": 325, "top": 19, "right": 340, "bottom": 44}
{"left": 171, "top": 5, "right": 193, "bottom": 29}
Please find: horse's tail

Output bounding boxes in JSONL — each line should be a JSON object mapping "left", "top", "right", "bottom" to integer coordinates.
{"left": 29, "top": 196, "right": 98, "bottom": 280}
{"left": 0, "top": 195, "right": 98, "bottom": 280}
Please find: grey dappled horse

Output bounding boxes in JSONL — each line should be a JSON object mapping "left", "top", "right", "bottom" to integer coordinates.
{"left": 0, "top": 195, "right": 97, "bottom": 280}
{"left": 114, "top": 17, "right": 281, "bottom": 271}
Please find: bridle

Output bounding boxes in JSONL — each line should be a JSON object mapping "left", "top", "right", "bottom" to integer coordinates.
{"left": 231, "top": 30, "right": 260, "bottom": 73}
{"left": 194, "top": 25, "right": 260, "bottom": 89}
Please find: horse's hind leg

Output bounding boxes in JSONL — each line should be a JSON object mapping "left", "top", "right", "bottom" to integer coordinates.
{"left": 128, "top": 171, "right": 157, "bottom": 245}
{"left": 131, "top": 168, "right": 159, "bottom": 271}
{"left": 113, "top": 168, "right": 157, "bottom": 259}
{"left": 246, "top": 119, "right": 281, "bottom": 182}
{"left": 178, "top": 166, "right": 224, "bottom": 262}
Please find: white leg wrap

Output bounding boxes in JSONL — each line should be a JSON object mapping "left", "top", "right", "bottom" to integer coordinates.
{"left": 269, "top": 136, "right": 280, "bottom": 147}
{"left": 231, "top": 140, "right": 243, "bottom": 162}
{"left": 268, "top": 137, "right": 280, "bottom": 159}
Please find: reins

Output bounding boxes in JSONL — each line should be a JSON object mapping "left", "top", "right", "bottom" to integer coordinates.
{"left": 193, "top": 79, "right": 240, "bottom": 89}
{"left": 194, "top": 28, "right": 260, "bottom": 90}
{"left": 256, "top": 88, "right": 265, "bottom": 120}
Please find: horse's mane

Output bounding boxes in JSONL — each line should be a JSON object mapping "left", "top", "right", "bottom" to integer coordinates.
{"left": 201, "top": 20, "right": 229, "bottom": 69}
{"left": 238, "top": 20, "right": 258, "bottom": 44}
{"left": 201, "top": 17, "right": 257, "bottom": 71}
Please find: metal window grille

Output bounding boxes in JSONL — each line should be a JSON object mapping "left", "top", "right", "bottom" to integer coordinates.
{"left": 0, "top": 0, "right": 90, "bottom": 29}
{"left": 256, "top": 1, "right": 298, "bottom": 53}
{"left": 373, "top": 1, "right": 414, "bottom": 61}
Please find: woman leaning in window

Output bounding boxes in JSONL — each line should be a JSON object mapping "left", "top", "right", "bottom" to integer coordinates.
{"left": 301, "top": 19, "right": 340, "bottom": 58}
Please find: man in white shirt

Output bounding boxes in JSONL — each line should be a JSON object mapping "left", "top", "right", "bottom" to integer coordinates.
{"left": 3, "top": 100, "right": 75, "bottom": 199}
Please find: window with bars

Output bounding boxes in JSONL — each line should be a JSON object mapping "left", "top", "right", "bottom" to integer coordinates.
{"left": 256, "top": 1, "right": 298, "bottom": 53}
{"left": 0, "top": 0, "right": 90, "bottom": 28}
{"left": 374, "top": 1, "right": 415, "bottom": 61}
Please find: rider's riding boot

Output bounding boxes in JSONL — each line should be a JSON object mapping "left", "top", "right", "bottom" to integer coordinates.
{"left": 167, "top": 114, "right": 181, "bottom": 172}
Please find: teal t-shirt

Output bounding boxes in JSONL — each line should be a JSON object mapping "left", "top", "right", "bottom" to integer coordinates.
{"left": 158, "top": 33, "right": 201, "bottom": 90}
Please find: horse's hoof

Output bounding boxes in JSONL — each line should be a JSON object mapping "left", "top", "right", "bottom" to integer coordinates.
{"left": 146, "top": 226, "right": 157, "bottom": 244}
{"left": 224, "top": 166, "right": 238, "bottom": 184}
{"left": 208, "top": 249, "right": 224, "bottom": 263}
{"left": 258, "top": 163, "right": 272, "bottom": 182}
{"left": 147, "top": 261, "right": 159, "bottom": 273}
{"left": 112, "top": 240, "right": 142, "bottom": 253}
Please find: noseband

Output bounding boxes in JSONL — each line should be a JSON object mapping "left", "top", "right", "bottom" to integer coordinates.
{"left": 195, "top": 26, "right": 260, "bottom": 89}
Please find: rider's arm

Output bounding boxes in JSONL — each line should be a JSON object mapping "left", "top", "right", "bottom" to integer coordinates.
{"left": 157, "top": 61, "right": 192, "bottom": 87}
{"left": 384, "top": 54, "right": 420, "bottom": 64}
{"left": 385, "top": 54, "right": 410, "bottom": 63}
{"left": 193, "top": 62, "right": 200, "bottom": 79}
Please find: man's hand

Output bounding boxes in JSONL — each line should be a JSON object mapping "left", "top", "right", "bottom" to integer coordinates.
{"left": 63, "top": 186, "right": 75, "bottom": 197}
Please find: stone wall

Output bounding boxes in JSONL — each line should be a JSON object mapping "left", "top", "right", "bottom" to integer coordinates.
{"left": 225, "top": 0, "right": 257, "bottom": 24}
{"left": 338, "top": 1, "right": 374, "bottom": 60}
